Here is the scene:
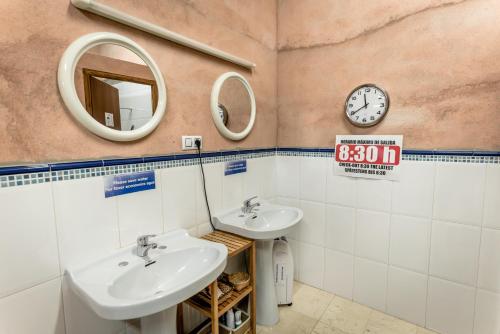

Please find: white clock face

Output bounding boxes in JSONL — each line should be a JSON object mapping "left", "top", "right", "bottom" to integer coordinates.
{"left": 345, "top": 85, "right": 389, "bottom": 127}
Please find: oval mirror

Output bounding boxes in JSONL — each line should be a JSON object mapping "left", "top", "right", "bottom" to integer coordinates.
{"left": 58, "top": 32, "right": 167, "bottom": 141}
{"left": 210, "top": 72, "right": 256, "bottom": 141}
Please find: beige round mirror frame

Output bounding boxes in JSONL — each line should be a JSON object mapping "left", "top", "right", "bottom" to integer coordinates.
{"left": 57, "top": 32, "right": 167, "bottom": 141}
{"left": 210, "top": 72, "right": 256, "bottom": 141}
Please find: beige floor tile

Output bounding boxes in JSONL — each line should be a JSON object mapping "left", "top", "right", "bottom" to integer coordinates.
{"left": 293, "top": 281, "right": 305, "bottom": 295}
{"left": 312, "top": 321, "right": 350, "bottom": 334}
{"left": 290, "top": 282, "right": 335, "bottom": 319}
{"left": 363, "top": 310, "right": 417, "bottom": 334}
{"left": 416, "top": 327, "right": 439, "bottom": 334}
{"left": 318, "top": 296, "right": 372, "bottom": 334}
{"left": 258, "top": 308, "right": 318, "bottom": 334}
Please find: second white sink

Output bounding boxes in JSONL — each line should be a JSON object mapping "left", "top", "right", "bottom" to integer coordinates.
{"left": 213, "top": 201, "right": 303, "bottom": 326}
{"left": 213, "top": 202, "right": 303, "bottom": 240}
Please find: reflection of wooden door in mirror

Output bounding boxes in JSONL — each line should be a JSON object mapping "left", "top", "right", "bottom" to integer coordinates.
{"left": 89, "top": 76, "right": 122, "bottom": 130}
{"left": 82, "top": 68, "right": 158, "bottom": 132}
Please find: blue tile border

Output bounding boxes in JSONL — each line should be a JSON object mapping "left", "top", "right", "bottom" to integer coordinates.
{"left": 0, "top": 164, "right": 50, "bottom": 176}
{"left": 0, "top": 147, "right": 498, "bottom": 188}
{"left": 49, "top": 160, "right": 104, "bottom": 171}
{"left": 0, "top": 148, "right": 276, "bottom": 188}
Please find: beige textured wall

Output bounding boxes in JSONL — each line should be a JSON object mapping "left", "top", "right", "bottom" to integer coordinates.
{"left": 0, "top": 0, "right": 277, "bottom": 164}
{"left": 277, "top": 0, "right": 500, "bottom": 150}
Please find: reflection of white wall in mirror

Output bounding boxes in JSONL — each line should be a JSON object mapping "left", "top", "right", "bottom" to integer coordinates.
{"left": 219, "top": 78, "right": 251, "bottom": 133}
{"left": 88, "top": 44, "right": 145, "bottom": 65}
{"left": 109, "top": 81, "right": 153, "bottom": 131}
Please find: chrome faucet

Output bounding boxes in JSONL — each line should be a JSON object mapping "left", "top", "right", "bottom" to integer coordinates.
{"left": 137, "top": 234, "right": 158, "bottom": 258}
{"left": 242, "top": 196, "right": 260, "bottom": 214}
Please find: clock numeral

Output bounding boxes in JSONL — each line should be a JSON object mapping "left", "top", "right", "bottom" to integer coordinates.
{"left": 350, "top": 111, "right": 356, "bottom": 116}
{"left": 362, "top": 118, "right": 367, "bottom": 123}
{"left": 349, "top": 104, "right": 353, "bottom": 107}
{"left": 377, "top": 111, "right": 381, "bottom": 114}
{"left": 365, "top": 88, "right": 371, "bottom": 92}
{"left": 356, "top": 116, "right": 359, "bottom": 120}
{"left": 380, "top": 103, "right": 385, "bottom": 107}
{"left": 352, "top": 96, "right": 357, "bottom": 100}
{"left": 370, "top": 116, "right": 375, "bottom": 121}
{"left": 357, "top": 91, "right": 362, "bottom": 95}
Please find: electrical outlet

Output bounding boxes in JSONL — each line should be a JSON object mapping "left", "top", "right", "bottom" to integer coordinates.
{"left": 182, "top": 135, "right": 202, "bottom": 150}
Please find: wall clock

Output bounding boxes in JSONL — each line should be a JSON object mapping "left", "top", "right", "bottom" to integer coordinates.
{"left": 345, "top": 84, "right": 389, "bottom": 127}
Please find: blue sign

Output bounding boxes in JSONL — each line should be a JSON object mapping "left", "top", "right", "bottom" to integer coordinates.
{"left": 225, "top": 160, "right": 247, "bottom": 176}
{"left": 104, "top": 171, "right": 155, "bottom": 198}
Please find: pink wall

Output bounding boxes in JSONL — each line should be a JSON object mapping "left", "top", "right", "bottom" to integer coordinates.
{"left": 2, "top": 0, "right": 499, "bottom": 165}
{"left": 0, "top": 0, "right": 277, "bottom": 163}
{"left": 277, "top": 0, "right": 500, "bottom": 150}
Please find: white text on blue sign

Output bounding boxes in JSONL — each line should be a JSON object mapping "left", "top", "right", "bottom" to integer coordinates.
{"left": 104, "top": 171, "right": 155, "bottom": 198}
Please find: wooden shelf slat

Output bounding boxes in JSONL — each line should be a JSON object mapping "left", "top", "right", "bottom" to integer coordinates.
{"left": 180, "top": 231, "right": 256, "bottom": 334}
{"left": 185, "top": 286, "right": 253, "bottom": 318}
{"left": 201, "top": 231, "right": 252, "bottom": 257}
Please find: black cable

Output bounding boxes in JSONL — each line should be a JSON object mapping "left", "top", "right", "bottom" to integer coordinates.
{"left": 195, "top": 139, "right": 216, "bottom": 232}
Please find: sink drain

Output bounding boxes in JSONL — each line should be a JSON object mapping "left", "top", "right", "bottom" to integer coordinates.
{"left": 118, "top": 261, "right": 128, "bottom": 267}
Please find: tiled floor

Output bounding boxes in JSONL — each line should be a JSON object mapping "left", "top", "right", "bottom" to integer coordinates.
{"left": 257, "top": 282, "right": 438, "bottom": 334}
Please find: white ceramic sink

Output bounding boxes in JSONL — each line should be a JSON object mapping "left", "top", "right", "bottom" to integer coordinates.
{"left": 214, "top": 201, "right": 303, "bottom": 326}
{"left": 65, "top": 229, "right": 227, "bottom": 333}
{"left": 213, "top": 202, "right": 303, "bottom": 240}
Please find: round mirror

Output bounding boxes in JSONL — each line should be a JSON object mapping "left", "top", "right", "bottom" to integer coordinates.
{"left": 58, "top": 32, "right": 167, "bottom": 141}
{"left": 210, "top": 72, "right": 256, "bottom": 141}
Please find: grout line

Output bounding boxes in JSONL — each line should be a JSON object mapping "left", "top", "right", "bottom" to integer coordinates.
{"left": 385, "top": 179, "right": 395, "bottom": 313}
{"left": 48, "top": 179, "right": 64, "bottom": 276}
{"left": 156, "top": 170, "right": 166, "bottom": 234}
{"left": 351, "top": 177, "right": 358, "bottom": 303}
{"left": 115, "top": 190, "right": 123, "bottom": 248}
{"left": 0, "top": 274, "right": 63, "bottom": 300}
{"left": 47, "top": 179, "right": 69, "bottom": 332}
{"left": 424, "top": 160, "right": 437, "bottom": 328}
{"left": 471, "top": 164, "right": 489, "bottom": 334}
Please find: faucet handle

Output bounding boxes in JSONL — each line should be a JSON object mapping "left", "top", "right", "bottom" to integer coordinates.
{"left": 137, "top": 234, "right": 157, "bottom": 246}
{"left": 243, "top": 196, "right": 258, "bottom": 206}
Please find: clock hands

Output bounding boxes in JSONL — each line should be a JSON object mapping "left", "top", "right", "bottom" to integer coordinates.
{"left": 351, "top": 102, "right": 369, "bottom": 115}
{"left": 351, "top": 94, "right": 369, "bottom": 115}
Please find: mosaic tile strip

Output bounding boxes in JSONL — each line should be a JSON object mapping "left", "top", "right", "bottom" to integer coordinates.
{"left": 0, "top": 149, "right": 276, "bottom": 188}
{"left": 276, "top": 148, "right": 500, "bottom": 163}
{"left": 0, "top": 147, "right": 498, "bottom": 188}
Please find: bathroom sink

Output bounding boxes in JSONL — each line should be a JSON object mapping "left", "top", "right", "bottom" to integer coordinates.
{"left": 213, "top": 201, "right": 302, "bottom": 326}
{"left": 65, "top": 229, "right": 227, "bottom": 321}
{"left": 213, "top": 202, "right": 303, "bottom": 240}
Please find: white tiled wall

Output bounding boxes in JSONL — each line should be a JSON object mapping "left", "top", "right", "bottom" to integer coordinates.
{"left": 277, "top": 156, "right": 500, "bottom": 334}
{"left": 0, "top": 156, "right": 275, "bottom": 334}
{"left": 1, "top": 154, "right": 499, "bottom": 334}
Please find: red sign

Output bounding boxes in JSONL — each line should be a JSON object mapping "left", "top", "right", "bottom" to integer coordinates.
{"left": 335, "top": 144, "right": 401, "bottom": 165}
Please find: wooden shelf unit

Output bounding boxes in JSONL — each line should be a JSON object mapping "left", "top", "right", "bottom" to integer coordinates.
{"left": 179, "top": 231, "right": 256, "bottom": 334}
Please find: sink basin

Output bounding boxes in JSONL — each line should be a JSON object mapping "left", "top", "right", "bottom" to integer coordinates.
{"left": 65, "top": 229, "right": 227, "bottom": 333}
{"left": 214, "top": 201, "right": 303, "bottom": 327}
{"left": 213, "top": 202, "right": 303, "bottom": 240}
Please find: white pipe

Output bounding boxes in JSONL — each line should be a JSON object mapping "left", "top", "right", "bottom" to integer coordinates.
{"left": 71, "top": 0, "right": 256, "bottom": 70}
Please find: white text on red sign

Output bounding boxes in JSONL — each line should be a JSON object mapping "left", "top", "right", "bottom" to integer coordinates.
{"left": 335, "top": 144, "right": 401, "bottom": 165}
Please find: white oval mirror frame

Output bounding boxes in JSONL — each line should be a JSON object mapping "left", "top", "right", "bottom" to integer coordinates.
{"left": 210, "top": 72, "right": 256, "bottom": 141}
{"left": 58, "top": 32, "right": 167, "bottom": 141}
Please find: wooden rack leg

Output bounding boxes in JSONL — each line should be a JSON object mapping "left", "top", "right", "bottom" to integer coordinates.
{"left": 176, "top": 304, "right": 184, "bottom": 334}
{"left": 211, "top": 280, "right": 219, "bottom": 334}
{"left": 250, "top": 242, "right": 257, "bottom": 334}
